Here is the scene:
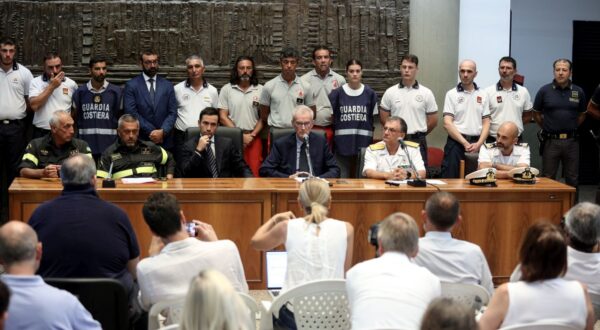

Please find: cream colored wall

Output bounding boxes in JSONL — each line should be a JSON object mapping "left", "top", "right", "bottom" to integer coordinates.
{"left": 409, "top": 0, "right": 460, "bottom": 148}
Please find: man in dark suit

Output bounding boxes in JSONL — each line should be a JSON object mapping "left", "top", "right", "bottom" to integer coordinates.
{"left": 179, "top": 107, "right": 253, "bottom": 178}
{"left": 123, "top": 50, "right": 177, "bottom": 150}
{"left": 260, "top": 105, "right": 340, "bottom": 178}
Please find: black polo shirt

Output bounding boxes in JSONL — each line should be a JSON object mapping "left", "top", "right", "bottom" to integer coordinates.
{"left": 18, "top": 134, "right": 92, "bottom": 171}
{"left": 533, "top": 80, "right": 586, "bottom": 134}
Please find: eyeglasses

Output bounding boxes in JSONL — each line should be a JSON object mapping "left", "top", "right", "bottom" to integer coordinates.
{"left": 294, "top": 121, "right": 313, "bottom": 128}
{"left": 143, "top": 60, "right": 158, "bottom": 65}
{"left": 383, "top": 127, "right": 399, "bottom": 133}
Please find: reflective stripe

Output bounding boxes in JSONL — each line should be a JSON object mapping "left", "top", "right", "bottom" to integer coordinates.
{"left": 96, "top": 170, "right": 109, "bottom": 178}
{"left": 112, "top": 166, "right": 156, "bottom": 179}
{"left": 334, "top": 129, "right": 373, "bottom": 137}
{"left": 160, "top": 147, "right": 168, "bottom": 165}
{"left": 79, "top": 128, "right": 117, "bottom": 135}
{"left": 22, "top": 153, "right": 39, "bottom": 166}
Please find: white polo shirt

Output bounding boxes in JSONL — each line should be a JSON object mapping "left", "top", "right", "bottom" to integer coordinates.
{"left": 478, "top": 143, "right": 530, "bottom": 167}
{"left": 380, "top": 81, "right": 438, "bottom": 134}
{"left": 29, "top": 75, "right": 77, "bottom": 129}
{"left": 0, "top": 63, "right": 33, "bottom": 120}
{"left": 485, "top": 82, "right": 533, "bottom": 136}
{"left": 300, "top": 69, "right": 345, "bottom": 127}
{"left": 362, "top": 141, "right": 425, "bottom": 177}
{"left": 443, "top": 83, "right": 490, "bottom": 136}
{"left": 218, "top": 83, "right": 263, "bottom": 131}
{"left": 174, "top": 80, "right": 218, "bottom": 131}
{"left": 259, "top": 74, "right": 314, "bottom": 128}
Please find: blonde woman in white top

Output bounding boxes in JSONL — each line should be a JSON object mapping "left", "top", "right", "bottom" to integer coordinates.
{"left": 251, "top": 178, "right": 354, "bottom": 291}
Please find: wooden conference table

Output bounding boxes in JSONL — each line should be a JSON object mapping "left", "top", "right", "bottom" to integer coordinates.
{"left": 9, "top": 177, "right": 574, "bottom": 289}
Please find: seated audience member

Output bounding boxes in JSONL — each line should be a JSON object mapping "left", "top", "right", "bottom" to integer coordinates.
{"left": 259, "top": 105, "right": 340, "bottom": 178}
{"left": 477, "top": 121, "right": 530, "bottom": 179}
{"left": 346, "top": 212, "right": 441, "bottom": 330}
{"left": 413, "top": 192, "right": 494, "bottom": 295}
{"left": 136, "top": 192, "right": 248, "bottom": 311}
{"left": 479, "top": 222, "right": 595, "bottom": 330}
{"left": 420, "top": 297, "right": 478, "bottom": 330}
{"left": 180, "top": 269, "right": 253, "bottom": 330}
{"left": 362, "top": 116, "right": 425, "bottom": 180}
{"left": 0, "top": 221, "right": 101, "bottom": 329}
{"left": 510, "top": 202, "right": 600, "bottom": 295}
{"left": 18, "top": 110, "right": 91, "bottom": 179}
{"left": 97, "top": 114, "right": 175, "bottom": 180}
{"left": 251, "top": 178, "right": 354, "bottom": 291}
{"left": 179, "top": 107, "right": 253, "bottom": 178}
{"left": 0, "top": 280, "right": 7, "bottom": 330}
{"left": 28, "top": 154, "right": 140, "bottom": 305}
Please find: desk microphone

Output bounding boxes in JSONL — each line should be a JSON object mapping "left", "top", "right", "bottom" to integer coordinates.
{"left": 399, "top": 139, "right": 426, "bottom": 187}
{"left": 102, "top": 162, "right": 116, "bottom": 188}
{"left": 304, "top": 134, "right": 314, "bottom": 177}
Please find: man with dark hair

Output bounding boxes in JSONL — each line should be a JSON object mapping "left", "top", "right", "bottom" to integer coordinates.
{"left": 136, "top": 192, "right": 247, "bottom": 311}
{"left": 362, "top": 116, "right": 425, "bottom": 180}
{"left": 301, "top": 45, "right": 346, "bottom": 146}
{"left": 413, "top": 192, "right": 493, "bottom": 295}
{"left": 73, "top": 55, "right": 123, "bottom": 159}
{"left": 346, "top": 212, "right": 440, "bottom": 329}
{"left": 124, "top": 50, "right": 177, "bottom": 150}
{"left": 218, "top": 56, "right": 264, "bottom": 176}
{"left": 97, "top": 114, "right": 175, "bottom": 179}
{"left": 260, "top": 47, "right": 315, "bottom": 129}
{"left": 179, "top": 107, "right": 252, "bottom": 178}
{"left": 484, "top": 56, "right": 533, "bottom": 143}
{"left": 27, "top": 154, "right": 140, "bottom": 313}
{"left": 18, "top": 110, "right": 92, "bottom": 179}
{"left": 533, "top": 58, "right": 586, "bottom": 189}
{"left": 0, "top": 37, "right": 33, "bottom": 221}
{"left": 379, "top": 54, "right": 438, "bottom": 167}
{"left": 29, "top": 52, "right": 78, "bottom": 138}
{"left": 173, "top": 55, "right": 218, "bottom": 166}
{"left": 0, "top": 221, "right": 101, "bottom": 329}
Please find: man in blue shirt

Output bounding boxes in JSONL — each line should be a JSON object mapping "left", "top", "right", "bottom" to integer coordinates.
{"left": 0, "top": 220, "right": 101, "bottom": 329}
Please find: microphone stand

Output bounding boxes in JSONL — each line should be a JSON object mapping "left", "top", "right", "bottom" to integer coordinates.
{"left": 400, "top": 139, "right": 426, "bottom": 187}
{"left": 304, "top": 134, "right": 314, "bottom": 177}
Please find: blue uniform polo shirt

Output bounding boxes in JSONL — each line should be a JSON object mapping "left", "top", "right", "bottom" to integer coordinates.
{"left": 533, "top": 80, "right": 586, "bottom": 134}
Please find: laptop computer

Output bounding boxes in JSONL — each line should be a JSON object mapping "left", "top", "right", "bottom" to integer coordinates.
{"left": 266, "top": 251, "right": 287, "bottom": 298}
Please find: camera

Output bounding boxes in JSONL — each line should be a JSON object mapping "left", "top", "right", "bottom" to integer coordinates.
{"left": 186, "top": 222, "right": 196, "bottom": 237}
{"left": 368, "top": 222, "right": 380, "bottom": 247}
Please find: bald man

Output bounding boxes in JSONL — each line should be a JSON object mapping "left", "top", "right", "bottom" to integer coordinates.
{"left": 477, "top": 121, "right": 530, "bottom": 179}
{"left": 0, "top": 221, "right": 100, "bottom": 329}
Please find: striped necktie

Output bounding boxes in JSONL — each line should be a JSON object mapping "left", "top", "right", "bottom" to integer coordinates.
{"left": 205, "top": 141, "right": 218, "bottom": 178}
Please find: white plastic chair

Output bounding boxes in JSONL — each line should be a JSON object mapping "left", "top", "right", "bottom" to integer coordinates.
{"left": 259, "top": 279, "right": 350, "bottom": 330}
{"left": 148, "top": 298, "right": 185, "bottom": 330}
{"left": 589, "top": 292, "right": 600, "bottom": 322}
{"left": 158, "top": 325, "right": 179, "bottom": 330}
{"left": 440, "top": 282, "right": 490, "bottom": 309}
{"left": 499, "top": 323, "right": 581, "bottom": 330}
{"left": 238, "top": 292, "right": 260, "bottom": 328}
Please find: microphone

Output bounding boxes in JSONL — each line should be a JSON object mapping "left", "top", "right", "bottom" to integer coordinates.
{"left": 399, "top": 138, "right": 426, "bottom": 187}
{"left": 304, "top": 134, "right": 314, "bottom": 176}
{"left": 102, "top": 162, "right": 116, "bottom": 188}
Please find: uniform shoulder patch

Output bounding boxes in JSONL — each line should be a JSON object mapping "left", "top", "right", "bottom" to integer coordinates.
{"left": 403, "top": 140, "right": 419, "bottom": 148}
{"left": 484, "top": 143, "right": 496, "bottom": 149}
{"left": 368, "top": 143, "right": 385, "bottom": 151}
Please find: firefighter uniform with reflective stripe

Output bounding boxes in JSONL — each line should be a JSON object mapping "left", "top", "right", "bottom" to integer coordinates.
{"left": 18, "top": 134, "right": 92, "bottom": 171}
{"left": 97, "top": 139, "right": 175, "bottom": 179}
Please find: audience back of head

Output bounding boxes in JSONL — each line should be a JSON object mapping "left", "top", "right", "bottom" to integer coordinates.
{"left": 420, "top": 297, "right": 478, "bottom": 330}
{"left": 60, "top": 154, "right": 96, "bottom": 186}
{"left": 180, "top": 269, "right": 251, "bottom": 330}
{"left": 519, "top": 222, "right": 567, "bottom": 282}
{"left": 298, "top": 178, "right": 331, "bottom": 225}
{"left": 564, "top": 202, "right": 600, "bottom": 252}
{"left": 0, "top": 221, "right": 38, "bottom": 269}
{"left": 142, "top": 192, "right": 181, "bottom": 238}
{"left": 425, "top": 192, "right": 460, "bottom": 230}
{"left": 378, "top": 212, "right": 419, "bottom": 256}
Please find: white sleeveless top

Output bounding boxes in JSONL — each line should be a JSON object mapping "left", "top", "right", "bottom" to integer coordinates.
{"left": 502, "top": 278, "right": 587, "bottom": 328}
{"left": 283, "top": 218, "right": 347, "bottom": 292}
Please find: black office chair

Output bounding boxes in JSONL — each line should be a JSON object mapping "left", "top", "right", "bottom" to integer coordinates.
{"left": 184, "top": 126, "right": 244, "bottom": 153}
{"left": 461, "top": 152, "right": 479, "bottom": 178}
{"left": 45, "top": 278, "right": 129, "bottom": 330}
{"left": 355, "top": 147, "right": 367, "bottom": 178}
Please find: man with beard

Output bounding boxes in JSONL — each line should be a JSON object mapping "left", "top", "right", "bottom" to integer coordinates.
{"left": 97, "top": 114, "right": 175, "bottom": 180}
{"left": 477, "top": 121, "right": 530, "bottom": 179}
{"left": 123, "top": 50, "right": 177, "bottom": 151}
{"left": 173, "top": 55, "right": 218, "bottom": 167}
{"left": 218, "top": 56, "right": 263, "bottom": 176}
{"left": 73, "top": 55, "right": 122, "bottom": 160}
{"left": 484, "top": 56, "right": 533, "bottom": 143}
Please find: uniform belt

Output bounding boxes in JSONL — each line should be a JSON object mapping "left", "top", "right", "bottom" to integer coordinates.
{"left": 404, "top": 132, "right": 426, "bottom": 140}
{"left": 461, "top": 134, "right": 480, "bottom": 143}
{"left": 543, "top": 132, "right": 576, "bottom": 139}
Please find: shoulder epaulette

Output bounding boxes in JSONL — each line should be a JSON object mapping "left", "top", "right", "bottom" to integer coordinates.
{"left": 368, "top": 143, "right": 385, "bottom": 151}
{"left": 484, "top": 142, "right": 496, "bottom": 149}
{"left": 403, "top": 140, "right": 419, "bottom": 148}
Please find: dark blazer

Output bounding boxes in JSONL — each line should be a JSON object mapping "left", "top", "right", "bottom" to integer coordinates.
{"left": 179, "top": 135, "right": 253, "bottom": 178}
{"left": 123, "top": 74, "right": 177, "bottom": 149}
{"left": 259, "top": 132, "right": 340, "bottom": 178}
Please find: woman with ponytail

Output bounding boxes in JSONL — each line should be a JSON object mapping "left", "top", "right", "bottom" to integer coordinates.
{"left": 251, "top": 178, "right": 354, "bottom": 292}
